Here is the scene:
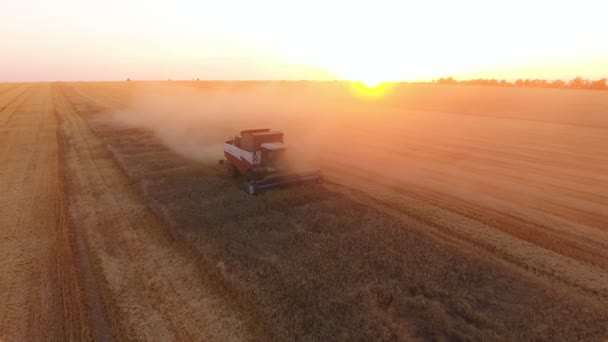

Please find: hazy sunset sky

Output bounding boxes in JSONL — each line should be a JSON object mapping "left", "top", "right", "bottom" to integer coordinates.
{"left": 1, "top": 0, "right": 607, "bottom": 82}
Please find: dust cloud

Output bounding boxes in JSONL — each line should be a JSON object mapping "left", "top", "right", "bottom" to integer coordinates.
{"left": 106, "top": 82, "right": 436, "bottom": 179}
{"left": 109, "top": 82, "right": 607, "bottom": 200}
{"left": 110, "top": 82, "right": 352, "bottom": 165}
{"left": 106, "top": 82, "right": 608, "bottom": 239}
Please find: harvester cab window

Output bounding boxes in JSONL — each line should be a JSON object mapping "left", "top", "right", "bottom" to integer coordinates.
{"left": 262, "top": 148, "right": 285, "bottom": 166}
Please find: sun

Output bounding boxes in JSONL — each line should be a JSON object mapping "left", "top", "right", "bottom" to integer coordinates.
{"left": 359, "top": 77, "right": 384, "bottom": 88}
{"left": 350, "top": 80, "right": 393, "bottom": 99}
{"left": 334, "top": 63, "right": 395, "bottom": 89}
{"left": 339, "top": 67, "right": 391, "bottom": 88}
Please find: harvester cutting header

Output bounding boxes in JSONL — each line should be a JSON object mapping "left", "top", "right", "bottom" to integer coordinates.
{"left": 220, "top": 129, "right": 323, "bottom": 195}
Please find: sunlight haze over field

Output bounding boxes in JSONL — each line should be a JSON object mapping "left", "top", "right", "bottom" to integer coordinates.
{"left": 2, "top": 0, "right": 607, "bottom": 82}
{"left": 1, "top": 0, "right": 608, "bottom": 338}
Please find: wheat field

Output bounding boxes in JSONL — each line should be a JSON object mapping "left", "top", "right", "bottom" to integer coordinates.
{"left": 1, "top": 81, "right": 607, "bottom": 340}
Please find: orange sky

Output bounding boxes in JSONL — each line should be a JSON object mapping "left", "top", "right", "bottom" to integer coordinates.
{"left": 1, "top": 0, "right": 607, "bottom": 82}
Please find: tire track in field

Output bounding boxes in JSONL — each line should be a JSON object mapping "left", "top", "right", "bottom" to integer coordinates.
{"left": 53, "top": 87, "right": 113, "bottom": 341}
{"left": 315, "top": 123, "right": 608, "bottom": 268}
{"left": 0, "top": 84, "right": 29, "bottom": 109}
{"left": 55, "top": 83, "right": 259, "bottom": 341}
{"left": 0, "top": 85, "right": 33, "bottom": 127}
{"left": 0, "top": 83, "right": 26, "bottom": 97}
{"left": 0, "top": 84, "right": 106, "bottom": 341}
{"left": 325, "top": 163, "right": 608, "bottom": 299}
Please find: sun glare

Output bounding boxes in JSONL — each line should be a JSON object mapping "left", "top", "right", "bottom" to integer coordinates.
{"left": 359, "top": 78, "right": 384, "bottom": 88}
{"left": 350, "top": 81, "right": 393, "bottom": 99}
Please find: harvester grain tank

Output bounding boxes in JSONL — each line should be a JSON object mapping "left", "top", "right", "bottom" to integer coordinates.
{"left": 220, "top": 129, "right": 323, "bottom": 195}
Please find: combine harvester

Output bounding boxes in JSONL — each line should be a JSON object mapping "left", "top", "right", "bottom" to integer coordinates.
{"left": 220, "top": 129, "right": 323, "bottom": 195}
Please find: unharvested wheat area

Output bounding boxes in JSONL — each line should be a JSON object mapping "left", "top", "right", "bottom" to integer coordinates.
{"left": 1, "top": 81, "right": 607, "bottom": 341}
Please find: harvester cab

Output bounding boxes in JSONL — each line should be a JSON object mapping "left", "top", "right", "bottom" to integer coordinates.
{"left": 220, "top": 129, "right": 323, "bottom": 195}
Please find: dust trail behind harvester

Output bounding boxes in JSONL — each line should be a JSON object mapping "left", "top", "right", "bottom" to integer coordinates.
{"left": 106, "top": 82, "right": 479, "bottom": 186}
{"left": 108, "top": 81, "right": 608, "bottom": 229}
{"left": 110, "top": 82, "right": 352, "bottom": 167}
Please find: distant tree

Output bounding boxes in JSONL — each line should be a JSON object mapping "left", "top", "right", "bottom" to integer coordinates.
{"left": 590, "top": 78, "right": 607, "bottom": 90}
{"left": 432, "top": 76, "right": 606, "bottom": 91}
{"left": 126, "top": 78, "right": 131, "bottom": 82}
{"left": 527, "top": 79, "right": 547, "bottom": 88}
{"left": 583, "top": 79, "right": 592, "bottom": 89}
{"left": 569, "top": 76, "right": 585, "bottom": 89}
{"left": 550, "top": 79, "right": 566, "bottom": 88}
{"left": 437, "top": 76, "right": 457, "bottom": 84}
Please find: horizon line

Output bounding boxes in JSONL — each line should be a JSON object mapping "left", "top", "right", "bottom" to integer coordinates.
{"left": 2, "top": 76, "right": 607, "bottom": 84}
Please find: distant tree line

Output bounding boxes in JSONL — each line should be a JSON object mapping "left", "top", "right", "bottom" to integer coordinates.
{"left": 434, "top": 76, "right": 607, "bottom": 90}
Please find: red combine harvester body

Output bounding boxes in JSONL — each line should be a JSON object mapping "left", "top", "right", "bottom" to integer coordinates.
{"left": 220, "top": 129, "right": 323, "bottom": 195}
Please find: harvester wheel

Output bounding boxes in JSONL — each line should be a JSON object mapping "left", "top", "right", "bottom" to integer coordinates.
{"left": 246, "top": 182, "right": 257, "bottom": 195}
{"left": 225, "top": 162, "right": 239, "bottom": 178}
{"left": 245, "top": 170, "right": 258, "bottom": 195}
